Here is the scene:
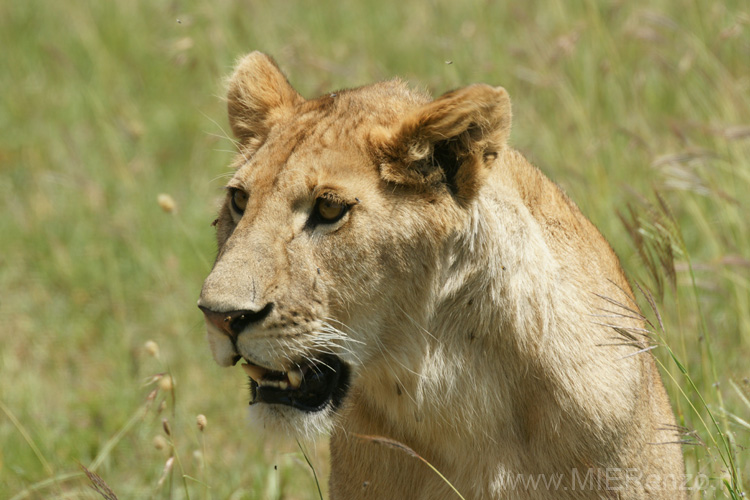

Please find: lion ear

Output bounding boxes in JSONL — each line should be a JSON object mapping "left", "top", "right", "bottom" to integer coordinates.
{"left": 226, "top": 52, "right": 305, "bottom": 148}
{"left": 373, "top": 84, "right": 511, "bottom": 204}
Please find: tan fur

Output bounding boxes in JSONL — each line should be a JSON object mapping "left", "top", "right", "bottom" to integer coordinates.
{"left": 199, "top": 52, "right": 685, "bottom": 499}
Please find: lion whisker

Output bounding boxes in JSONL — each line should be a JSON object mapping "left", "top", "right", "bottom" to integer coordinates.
{"left": 396, "top": 305, "right": 438, "bottom": 342}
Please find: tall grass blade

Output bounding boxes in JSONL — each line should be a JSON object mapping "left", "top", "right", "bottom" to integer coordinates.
{"left": 354, "top": 434, "right": 466, "bottom": 500}
{"left": 296, "top": 439, "right": 324, "bottom": 500}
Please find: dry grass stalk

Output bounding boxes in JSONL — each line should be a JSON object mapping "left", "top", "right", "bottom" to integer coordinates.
{"left": 81, "top": 464, "right": 119, "bottom": 500}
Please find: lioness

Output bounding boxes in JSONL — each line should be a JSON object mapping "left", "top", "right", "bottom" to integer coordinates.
{"left": 198, "top": 52, "right": 685, "bottom": 499}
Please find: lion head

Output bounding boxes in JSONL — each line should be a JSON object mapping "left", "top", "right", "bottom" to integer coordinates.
{"left": 197, "top": 52, "right": 511, "bottom": 436}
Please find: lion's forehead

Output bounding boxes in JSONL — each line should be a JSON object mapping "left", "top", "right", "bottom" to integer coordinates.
{"left": 233, "top": 104, "right": 383, "bottom": 199}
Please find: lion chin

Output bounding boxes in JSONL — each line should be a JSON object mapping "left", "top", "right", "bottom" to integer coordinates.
{"left": 246, "top": 398, "right": 340, "bottom": 439}
{"left": 241, "top": 355, "right": 350, "bottom": 438}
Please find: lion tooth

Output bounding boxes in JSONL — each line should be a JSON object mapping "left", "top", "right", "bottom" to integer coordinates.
{"left": 241, "top": 363, "right": 266, "bottom": 382}
{"left": 288, "top": 368, "right": 302, "bottom": 389}
{"left": 255, "top": 379, "right": 289, "bottom": 390}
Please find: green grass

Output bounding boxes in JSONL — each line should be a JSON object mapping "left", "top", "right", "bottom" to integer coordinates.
{"left": 1, "top": 0, "right": 748, "bottom": 498}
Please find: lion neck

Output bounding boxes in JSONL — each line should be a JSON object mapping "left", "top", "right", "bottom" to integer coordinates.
{"left": 341, "top": 167, "right": 567, "bottom": 457}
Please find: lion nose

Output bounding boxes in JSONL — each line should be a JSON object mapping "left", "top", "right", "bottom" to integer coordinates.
{"left": 198, "top": 303, "right": 274, "bottom": 338}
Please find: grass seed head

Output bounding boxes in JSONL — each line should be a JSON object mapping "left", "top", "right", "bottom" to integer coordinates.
{"left": 146, "top": 388, "right": 158, "bottom": 404}
{"left": 196, "top": 414, "right": 207, "bottom": 431}
{"left": 158, "top": 374, "right": 173, "bottom": 392}
{"left": 162, "top": 418, "right": 172, "bottom": 437}
{"left": 157, "top": 194, "right": 176, "bottom": 213}
{"left": 153, "top": 435, "right": 169, "bottom": 451}
{"left": 144, "top": 340, "right": 160, "bottom": 358}
{"left": 156, "top": 457, "right": 175, "bottom": 488}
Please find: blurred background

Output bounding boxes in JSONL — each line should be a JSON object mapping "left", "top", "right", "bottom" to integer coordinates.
{"left": 1, "top": 0, "right": 748, "bottom": 498}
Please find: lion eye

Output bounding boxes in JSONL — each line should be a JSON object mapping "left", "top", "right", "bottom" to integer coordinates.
{"left": 314, "top": 198, "right": 347, "bottom": 223}
{"left": 230, "top": 188, "right": 249, "bottom": 215}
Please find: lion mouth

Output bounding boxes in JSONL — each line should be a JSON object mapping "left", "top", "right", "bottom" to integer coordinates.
{"left": 240, "top": 355, "right": 350, "bottom": 412}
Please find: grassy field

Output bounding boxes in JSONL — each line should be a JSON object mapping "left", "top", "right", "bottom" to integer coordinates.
{"left": 1, "top": 0, "right": 748, "bottom": 498}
